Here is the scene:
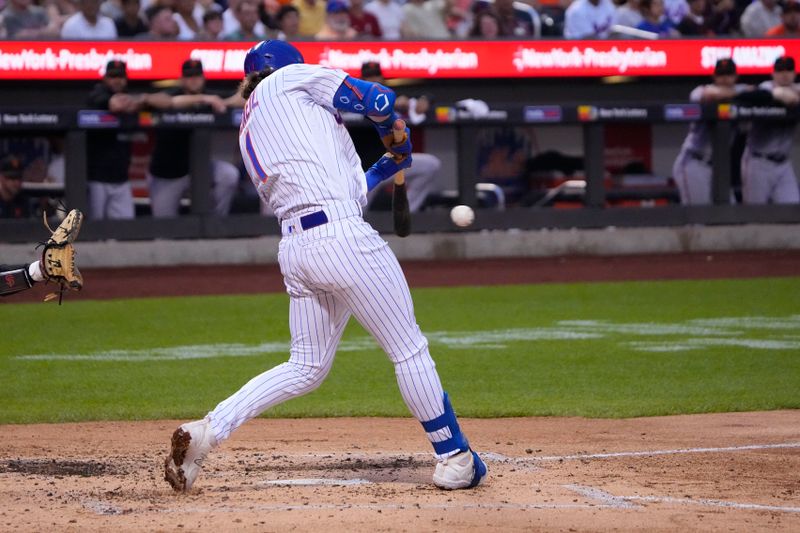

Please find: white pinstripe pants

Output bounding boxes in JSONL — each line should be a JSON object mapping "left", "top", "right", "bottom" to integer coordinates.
{"left": 208, "top": 205, "right": 451, "bottom": 452}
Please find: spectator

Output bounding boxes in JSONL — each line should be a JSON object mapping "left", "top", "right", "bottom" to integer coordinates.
{"left": 114, "top": 0, "right": 148, "bottom": 37}
{"left": 672, "top": 59, "right": 751, "bottom": 205}
{"left": 741, "top": 0, "right": 782, "bottom": 36}
{"left": 2, "top": 0, "right": 56, "bottom": 38}
{"left": 198, "top": 9, "right": 224, "bottom": 38}
{"left": 612, "top": 0, "right": 644, "bottom": 30}
{"left": 402, "top": 0, "right": 451, "bottom": 38}
{"left": 173, "top": 0, "right": 202, "bottom": 39}
{"left": 42, "top": 0, "right": 78, "bottom": 32}
{"left": 293, "top": 0, "right": 327, "bottom": 36}
{"left": 469, "top": 8, "right": 501, "bottom": 36}
{"left": 564, "top": 0, "right": 615, "bottom": 38}
{"left": 224, "top": 0, "right": 267, "bottom": 38}
{"left": 274, "top": 3, "right": 300, "bottom": 38}
{"left": 475, "top": 0, "right": 538, "bottom": 37}
{"left": 348, "top": 0, "right": 381, "bottom": 37}
{"left": 257, "top": 0, "right": 279, "bottom": 29}
{"left": 446, "top": 0, "right": 473, "bottom": 37}
{"left": 677, "top": 0, "right": 713, "bottom": 34}
{"left": 663, "top": 0, "right": 689, "bottom": 24}
{"left": 707, "top": 0, "right": 738, "bottom": 34}
{"left": 0, "top": 156, "right": 30, "bottom": 220}
{"left": 85, "top": 60, "right": 172, "bottom": 220}
{"left": 61, "top": 0, "right": 118, "bottom": 38}
{"left": 147, "top": 59, "right": 242, "bottom": 218}
{"left": 316, "top": 0, "right": 357, "bottom": 38}
{"left": 360, "top": 61, "right": 442, "bottom": 213}
{"left": 100, "top": 0, "right": 123, "bottom": 20}
{"left": 741, "top": 56, "right": 800, "bottom": 204}
{"left": 364, "top": 0, "right": 404, "bottom": 39}
{"left": 766, "top": 0, "right": 800, "bottom": 35}
{"left": 223, "top": 0, "right": 269, "bottom": 36}
{"left": 637, "top": 0, "right": 679, "bottom": 35}
{"left": 140, "top": 4, "right": 179, "bottom": 38}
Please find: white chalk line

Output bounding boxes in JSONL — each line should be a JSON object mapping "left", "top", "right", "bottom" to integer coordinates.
{"left": 13, "top": 314, "right": 800, "bottom": 361}
{"left": 627, "top": 495, "right": 800, "bottom": 514}
{"left": 566, "top": 484, "right": 800, "bottom": 514}
{"left": 157, "top": 502, "right": 609, "bottom": 515}
{"left": 259, "top": 478, "right": 372, "bottom": 486}
{"left": 531, "top": 441, "right": 800, "bottom": 462}
{"left": 565, "top": 485, "right": 640, "bottom": 509}
{"left": 277, "top": 442, "right": 800, "bottom": 465}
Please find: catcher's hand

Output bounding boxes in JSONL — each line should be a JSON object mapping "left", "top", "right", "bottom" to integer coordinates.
{"left": 41, "top": 209, "right": 84, "bottom": 298}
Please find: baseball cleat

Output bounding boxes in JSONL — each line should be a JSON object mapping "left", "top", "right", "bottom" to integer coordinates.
{"left": 164, "top": 418, "right": 217, "bottom": 492}
{"left": 432, "top": 449, "right": 487, "bottom": 490}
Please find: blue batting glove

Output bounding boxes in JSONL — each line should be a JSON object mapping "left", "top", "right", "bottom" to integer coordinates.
{"left": 365, "top": 154, "right": 413, "bottom": 192}
{"left": 387, "top": 127, "right": 412, "bottom": 157}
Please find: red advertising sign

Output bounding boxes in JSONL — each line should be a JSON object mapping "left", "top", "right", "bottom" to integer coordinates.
{"left": 0, "top": 40, "right": 798, "bottom": 80}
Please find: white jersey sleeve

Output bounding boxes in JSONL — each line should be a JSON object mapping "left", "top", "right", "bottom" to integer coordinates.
{"left": 280, "top": 63, "right": 348, "bottom": 111}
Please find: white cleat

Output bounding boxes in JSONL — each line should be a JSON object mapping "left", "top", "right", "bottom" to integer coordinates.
{"left": 164, "top": 418, "right": 217, "bottom": 492}
{"left": 432, "top": 449, "right": 488, "bottom": 490}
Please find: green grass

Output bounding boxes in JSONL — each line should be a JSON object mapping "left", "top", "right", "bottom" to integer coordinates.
{"left": 1, "top": 278, "right": 798, "bottom": 424}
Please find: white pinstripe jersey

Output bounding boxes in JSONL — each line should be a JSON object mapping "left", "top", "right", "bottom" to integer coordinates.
{"left": 238, "top": 63, "right": 368, "bottom": 221}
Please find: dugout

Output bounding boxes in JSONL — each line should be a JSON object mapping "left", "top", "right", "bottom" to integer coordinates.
{"left": 1, "top": 39, "right": 799, "bottom": 243}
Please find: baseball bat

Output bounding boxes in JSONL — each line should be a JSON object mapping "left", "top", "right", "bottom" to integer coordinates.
{"left": 391, "top": 118, "right": 411, "bottom": 238}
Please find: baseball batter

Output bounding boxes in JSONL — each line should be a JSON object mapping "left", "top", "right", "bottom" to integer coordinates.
{"left": 164, "top": 40, "right": 487, "bottom": 492}
{"left": 741, "top": 55, "right": 800, "bottom": 204}
{"left": 673, "top": 58, "right": 751, "bottom": 205}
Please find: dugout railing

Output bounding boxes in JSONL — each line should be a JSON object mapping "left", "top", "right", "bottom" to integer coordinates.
{"left": 0, "top": 102, "right": 799, "bottom": 243}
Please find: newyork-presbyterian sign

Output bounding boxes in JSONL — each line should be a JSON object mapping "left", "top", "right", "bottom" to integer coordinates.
{"left": 0, "top": 40, "right": 797, "bottom": 80}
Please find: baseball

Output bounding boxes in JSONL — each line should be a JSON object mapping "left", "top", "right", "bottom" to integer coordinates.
{"left": 450, "top": 205, "right": 475, "bottom": 227}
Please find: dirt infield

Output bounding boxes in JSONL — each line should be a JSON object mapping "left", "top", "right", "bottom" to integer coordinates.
{"left": 1, "top": 412, "right": 799, "bottom": 532}
{"left": 2, "top": 250, "right": 799, "bottom": 531}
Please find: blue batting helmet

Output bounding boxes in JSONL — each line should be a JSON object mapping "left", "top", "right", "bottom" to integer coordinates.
{"left": 244, "top": 40, "right": 304, "bottom": 75}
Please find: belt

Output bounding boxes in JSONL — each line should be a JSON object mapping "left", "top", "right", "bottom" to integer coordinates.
{"left": 281, "top": 200, "right": 362, "bottom": 236}
{"left": 752, "top": 151, "right": 787, "bottom": 164}
{"left": 686, "top": 150, "right": 711, "bottom": 165}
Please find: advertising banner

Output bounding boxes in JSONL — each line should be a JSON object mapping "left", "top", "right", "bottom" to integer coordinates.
{"left": 0, "top": 40, "right": 797, "bottom": 80}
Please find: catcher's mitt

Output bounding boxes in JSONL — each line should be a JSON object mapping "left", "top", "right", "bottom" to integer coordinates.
{"left": 41, "top": 209, "right": 84, "bottom": 301}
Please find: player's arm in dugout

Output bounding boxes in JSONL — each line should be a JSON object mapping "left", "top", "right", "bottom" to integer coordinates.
{"left": 170, "top": 92, "right": 246, "bottom": 113}
{"left": 331, "top": 75, "right": 413, "bottom": 191}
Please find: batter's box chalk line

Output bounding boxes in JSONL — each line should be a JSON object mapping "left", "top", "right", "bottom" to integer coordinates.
{"left": 258, "top": 478, "right": 372, "bottom": 486}
{"left": 565, "top": 484, "right": 800, "bottom": 514}
{"left": 487, "top": 442, "right": 800, "bottom": 462}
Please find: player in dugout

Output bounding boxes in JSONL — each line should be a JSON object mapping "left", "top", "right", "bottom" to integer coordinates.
{"left": 147, "top": 59, "right": 244, "bottom": 218}
{"left": 741, "top": 55, "right": 800, "bottom": 204}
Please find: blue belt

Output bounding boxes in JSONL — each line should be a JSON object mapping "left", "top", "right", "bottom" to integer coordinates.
{"left": 299, "top": 210, "right": 329, "bottom": 230}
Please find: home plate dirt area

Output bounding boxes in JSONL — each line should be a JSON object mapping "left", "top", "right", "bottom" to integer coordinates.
{"left": 1, "top": 412, "right": 799, "bottom": 531}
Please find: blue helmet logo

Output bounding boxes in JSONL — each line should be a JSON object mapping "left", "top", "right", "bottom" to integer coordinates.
{"left": 244, "top": 40, "right": 305, "bottom": 75}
